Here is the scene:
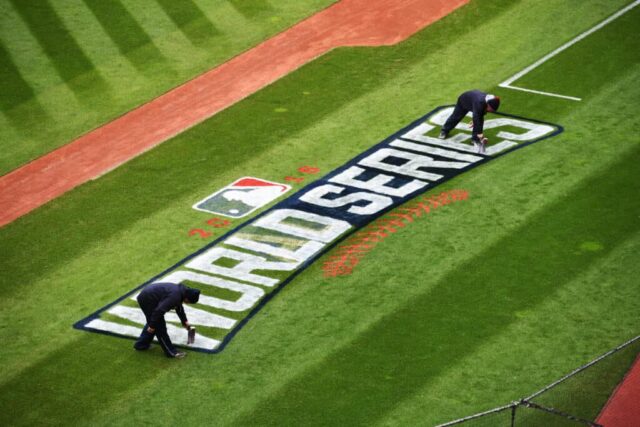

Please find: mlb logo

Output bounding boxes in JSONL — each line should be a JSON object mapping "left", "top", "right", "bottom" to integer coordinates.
{"left": 193, "top": 177, "right": 291, "bottom": 218}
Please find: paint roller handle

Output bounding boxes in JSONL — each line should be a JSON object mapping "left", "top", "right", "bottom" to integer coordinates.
{"left": 187, "top": 327, "right": 196, "bottom": 345}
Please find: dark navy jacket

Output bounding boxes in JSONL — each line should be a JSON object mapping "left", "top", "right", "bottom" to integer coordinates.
{"left": 137, "top": 283, "right": 189, "bottom": 329}
{"left": 457, "top": 90, "right": 488, "bottom": 141}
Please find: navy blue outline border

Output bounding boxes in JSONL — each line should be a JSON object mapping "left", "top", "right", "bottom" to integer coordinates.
{"left": 74, "top": 106, "right": 563, "bottom": 353}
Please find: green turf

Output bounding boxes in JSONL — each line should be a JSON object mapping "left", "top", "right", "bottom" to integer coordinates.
{"left": 0, "top": 0, "right": 639, "bottom": 425}
{"left": 515, "top": 5, "right": 640, "bottom": 100}
{"left": 0, "top": 0, "right": 337, "bottom": 175}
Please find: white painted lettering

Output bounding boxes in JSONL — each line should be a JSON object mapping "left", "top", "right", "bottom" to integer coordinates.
{"left": 225, "top": 235, "right": 324, "bottom": 264}
{"left": 254, "top": 209, "right": 351, "bottom": 243}
{"left": 158, "top": 270, "right": 264, "bottom": 313}
{"left": 359, "top": 148, "right": 447, "bottom": 181}
{"left": 300, "top": 184, "right": 393, "bottom": 215}
{"left": 401, "top": 122, "right": 479, "bottom": 153}
{"left": 483, "top": 118, "right": 555, "bottom": 141}
{"left": 390, "top": 139, "right": 483, "bottom": 163}
{"left": 186, "top": 247, "right": 296, "bottom": 287}
{"left": 330, "top": 166, "right": 427, "bottom": 197}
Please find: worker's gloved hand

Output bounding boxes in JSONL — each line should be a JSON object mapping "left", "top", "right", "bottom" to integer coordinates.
{"left": 183, "top": 321, "right": 191, "bottom": 330}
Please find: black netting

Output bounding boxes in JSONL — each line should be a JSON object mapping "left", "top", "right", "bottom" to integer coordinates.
{"left": 437, "top": 335, "right": 640, "bottom": 427}
{"left": 527, "top": 338, "right": 640, "bottom": 423}
{"left": 514, "top": 404, "right": 589, "bottom": 426}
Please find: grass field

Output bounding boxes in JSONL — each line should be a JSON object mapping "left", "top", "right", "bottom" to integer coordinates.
{"left": 1, "top": 0, "right": 639, "bottom": 425}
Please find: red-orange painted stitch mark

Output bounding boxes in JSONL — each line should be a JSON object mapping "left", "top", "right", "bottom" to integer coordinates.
{"left": 285, "top": 176, "right": 305, "bottom": 183}
{"left": 389, "top": 212, "right": 415, "bottom": 223}
{"left": 189, "top": 229, "right": 212, "bottom": 239}
{"left": 298, "top": 166, "right": 320, "bottom": 175}
{"left": 373, "top": 220, "right": 403, "bottom": 235}
{"left": 449, "top": 189, "right": 469, "bottom": 201}
{"left": 322, "top": 190, "right": 469, "bottom": 278}
{"left": 400, "top": 202, "right": 431, "bottom": 217}
{"left": 206, "top": 217, "right": 231, "bottom": 228}
{"left": 0, "top": 0, "right": 469, "bottom": 228}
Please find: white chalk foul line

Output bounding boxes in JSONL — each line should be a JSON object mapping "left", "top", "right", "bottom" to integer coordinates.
{"left": 499, "top": 0, "right": 640, "bottom": 101}
{"left": 501, "top": 85, "right": 582, "bottom": 101}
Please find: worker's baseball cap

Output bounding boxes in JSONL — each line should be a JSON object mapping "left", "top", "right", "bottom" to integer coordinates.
{"left": 486, "top": 94, "right": 500, "bottom": 112}
{"left": 185, "top": 287, "right": 201, "bottom": 304}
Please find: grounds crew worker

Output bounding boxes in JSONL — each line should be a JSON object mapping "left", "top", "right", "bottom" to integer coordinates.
{"left": 438, "top": 89, "right": 501, "bottom": 154}
{"left": 134, "top": 283, "right": 200, "bottom": 358}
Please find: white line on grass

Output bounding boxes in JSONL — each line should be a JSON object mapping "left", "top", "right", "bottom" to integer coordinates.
{"left": 499, "top": 0, "right": 640, "bottom": 101}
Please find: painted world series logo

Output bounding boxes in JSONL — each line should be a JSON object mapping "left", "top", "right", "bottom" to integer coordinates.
{"left": 74, "top": 106, "right": 563, "bottom": 353}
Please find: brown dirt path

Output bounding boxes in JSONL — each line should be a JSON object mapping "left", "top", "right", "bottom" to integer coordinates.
{"left": 0, "top": 0, "right": 468, "bottom": 228}
{"left": 596, "top": 353, "right": 640, "bottom": 427}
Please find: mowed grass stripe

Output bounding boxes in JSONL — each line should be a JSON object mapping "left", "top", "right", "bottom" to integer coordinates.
{"left": 8, "top": 0, "right": 94, "bottom": 82}
{"left": 155, "top": 0, "right": 220, "bottom": 47}
{"left": 83, "top": 0, "right": 166, "bottom": 71}
{"left": 0, "top": 1, "right": 58, "bottom": 93}
{"left": 0, "top": 41, "right": 36, "bottom": 109}
{"left": 0, "top": 334, "right": 174, "bottom": 427}
{"left": 0, "top": 44, "right": 54, "bottom": 143}
{"left": 8, "top": 0, "right": 109, "bottom": 97}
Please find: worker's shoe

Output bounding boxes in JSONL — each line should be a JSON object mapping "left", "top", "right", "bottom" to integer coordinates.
{"left": 438, "top": 130, "right": 448, "bottom": 139}
{"left": 173, "top": 352, "right": 187, "bottom": 359}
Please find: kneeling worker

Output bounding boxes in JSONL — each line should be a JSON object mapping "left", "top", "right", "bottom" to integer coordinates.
{"left": 134, "top": 282, "right": 201, "bottom": 358}
{"left": 439, "top": 89, "right": 500, "bottom": 154}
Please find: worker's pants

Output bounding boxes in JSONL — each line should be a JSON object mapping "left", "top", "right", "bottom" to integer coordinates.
{"left": 134, "top": 296, "right": 179, "bottom": 357}
{"left": 441, "top": 102, "right": 469, "bottom": 134}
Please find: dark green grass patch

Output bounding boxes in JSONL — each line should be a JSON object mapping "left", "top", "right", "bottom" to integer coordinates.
{"left": 83, "top": 0, "right": 166, "bottom": 72}
{"left": 0, "top": 41, "right": 36, "bottom": 109}
{"left": 155, "top": 0, "right": 220, "bottom": 47}
{"left": 0, "top": 335, "right": 176, "bottom": 426}
{"left": 9, "top": 0, "right": 97, "bottom": 84}
{"left": 7, "top": 0, "right": 112, "bottom": 105}
{"left": 0, "top": 41, "right": 51, "bottom": 133}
